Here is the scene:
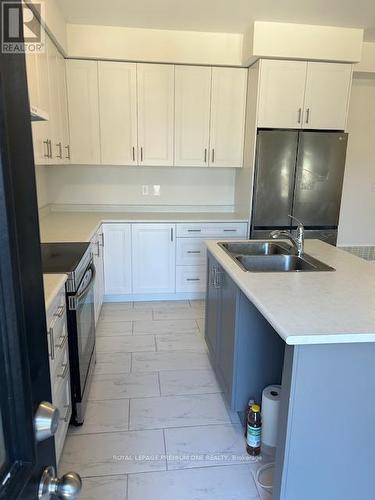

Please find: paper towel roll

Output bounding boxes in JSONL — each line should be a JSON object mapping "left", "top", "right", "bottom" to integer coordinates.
{"left": 261, "top": 385, "right": 281, "bottom": 448}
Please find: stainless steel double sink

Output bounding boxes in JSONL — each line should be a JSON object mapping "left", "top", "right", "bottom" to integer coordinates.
{"left": 219, "top": 241, "right": 335, "bottom": 273}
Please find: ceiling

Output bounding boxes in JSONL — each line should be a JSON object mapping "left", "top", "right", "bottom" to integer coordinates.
{"left": 57, "top": 0, "right": 375, "bottom": 41}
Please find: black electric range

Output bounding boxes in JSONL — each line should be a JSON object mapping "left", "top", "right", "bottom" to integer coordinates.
{"left": 41, "top": 242, "right": 96, "bottom": 425}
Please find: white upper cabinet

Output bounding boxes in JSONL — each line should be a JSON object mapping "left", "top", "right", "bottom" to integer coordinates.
{"left": 132, "top": 224, "right": 176, "bottom": 294}
{"left": 303, "top": 62, "right": 352, "bottom": 130}
{"left": 174, "top": 66, "right": 211, "bottom": 167}
{"left": 103, "top": 224, "right": 132, "bottom": 295}
{"left": 66, "top": 59, "right": 101, "bottom": 164}
{"left": 56, "top": 52, "right": 70, "bottom": 164}
{"left": 47, "top": 38, "right": 63, "bottom": 164}
{"left": 98, "top": 61, "right": 138, "bottom": 165}
{"left": 257, "top": 59, "right": 352, "bottom": 130}
{"left": 137, "top": 64, "right": 174, "bottom": 166}
{"left": 209, "top": 67, "right": 247, "bottom": 168}
{"left": 257, "top": 60, "right": 308, "bottom": 129}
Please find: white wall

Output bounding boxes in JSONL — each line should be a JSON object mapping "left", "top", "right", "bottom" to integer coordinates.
{"left": 337, "top": 76, "right": 375, "bottom": 245}
{"left": 29, "top": 0, "right": 67, "bottom": 53}
{"left": 67, "top": 24, "right": 243, "bottom": 66}
{"left": 35, "top": 166, "right": 49, "bottom": 208}
{"left": 43, "top": 166, "right": 236, "bottom": 209}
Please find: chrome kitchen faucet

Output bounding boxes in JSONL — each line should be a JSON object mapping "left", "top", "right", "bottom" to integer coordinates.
{"left": 270, "top": 215, "right": 305, "bottom": 257}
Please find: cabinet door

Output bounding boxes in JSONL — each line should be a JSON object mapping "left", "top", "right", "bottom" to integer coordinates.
{"left": 66, "top": 59, "right": 101, "bottom": 164}
{"left": 258, "top": 60, "right": 307, "bottom": 129}
{"left": 132, "top": 224, "right": 176, "bottom": 294}
{"left": 209, "top": 67, "right": 247, "bottom": 168}
{"left": 174, "top": 66, "right": 211, "bottom": 167}
{"left": 303, "top": 62, "right": 352, "bottom": 130}
{"left": 137, "top": 64, "right": 174, "bottom": 166}
{"left": 56, "top": 53, "right": 70, "bottom": 164}
{"left": 216, "top": 270, "right": 237, "bottom": 402}
{"left": 32, "top": 33, "right": 52, "bottom": 165}
{"left": 103, "top": 224, "right": 132, "bottom": 295}
{"left": 93, "top": 230, "right": 105, "bottom": 324}
{"left": 98, "top": 61, "right": 138, "bottom": 165}
{"left": 47, "top": 37, "right": 63, "bottom": 164}
{"left": 205, "top": 254, "right": 220, "bottom": 357}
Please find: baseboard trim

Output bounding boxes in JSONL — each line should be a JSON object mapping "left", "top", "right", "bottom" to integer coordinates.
{"left": 104, "top": 292, "right": 205, "bottom": 302}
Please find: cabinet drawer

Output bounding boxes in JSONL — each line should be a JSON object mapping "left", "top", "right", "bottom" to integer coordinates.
{"left": 176, "top": 265, "right": 206, "bottom": 293}
{"left": 51, "top": 338, "right": 70, "bottom": 400}
{"left": 176, "top": 222, "right": 247, "bottom": 238}
{"left": 54, "top": 369, "right": 71, "bottom": 464}
{"left": 47, "top": 297, "right": 68, "bottom": 380}
{"left": 176, "top": 238, "right": 207, "bottom": 265}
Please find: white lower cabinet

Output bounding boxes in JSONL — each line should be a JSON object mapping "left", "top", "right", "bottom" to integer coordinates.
{"left": 176, "top": 265, "right": 206, "bottom": 293}
{"left": 92, "top": 226, "right": 105, "bottom": 324}
{"left": 132, "top": 224, "right": 176, "bottom": 294}
{"left": 101, "top": 221, "right": 247, "bottom": 299}
{"left": 45, "top": 284, "right": 71, "bottom": 464}
{"left": 103, "top": 223, "right": 132, "bottom": 295}
{"left": 176, "top": 238, "right": 207, "bottom": 266}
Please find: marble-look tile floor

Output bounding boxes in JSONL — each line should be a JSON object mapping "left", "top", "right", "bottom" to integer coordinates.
{"left": 59, "top": 300, "right": 271, "bottom": 500}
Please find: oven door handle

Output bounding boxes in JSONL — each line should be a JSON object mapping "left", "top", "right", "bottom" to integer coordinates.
{"left": 77, "top": 263, "right": 96, "bottom": 302}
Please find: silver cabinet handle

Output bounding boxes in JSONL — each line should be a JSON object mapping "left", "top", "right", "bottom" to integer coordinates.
{"left": 204, "top": 148, "right": 207, "bottom": 163}
{"left": 48, "top": 139, "right": 53, "bottom": 159}
{"left": 48, "top": 326, "right": 55, "bottom": 360}
{"left": 298, "top": 108, "right": 302, "bottom": 124}
{"left": 305, "top": 108, "right": 310, "bottom": 124}
{"left": 57, "top": 333, "right": 68, "bottom": 350}
{"left": 56, "top": 142, "right": 62, "bottom": 159}
{"left": 188, "top": 229, "right": 201, "bottom": 233}
{"left": 65, "top": 144, "right": 71, "bottom": 160}
{"left": 170, "top": 227, "right": 174, "bottom": 242}
{"left": 100, "top": 232, "right": 104, "bottom": 247}
{"left": 214, "top": 268, "right": 222, "bottom": 288}
{"left": 211, "top": 266, "right": 217, "bottom": 286}
{"left": 140, "top": 147, "right": 143, "bottom": 162}
{"left": 187, "top": 278, "right": 200, "bottom": 282}
{"left": 223, "top": 229, "right": 237, "bottom": 233}
{"left": 43, "top": 139, "right": 50, "bottom": 159}
{"left": 58, "top": 363, "right": 69, "bottom": 379}
{"left": 95, "top": 240, "right": 100, "bottom": 256}
{"left": 187, "top": 250, "right": 201, "bottom": 254}
{"left": 55, "top": 305, "right": 65, "bottom": 318}
{"left": 211, "top": 148, "right": 215, "bottom": 163}
{"left": 132, "top": 146, "right": 136, "bottom": 162}
{"left": 60, "top": 404, "right": 70, "bottom": 423}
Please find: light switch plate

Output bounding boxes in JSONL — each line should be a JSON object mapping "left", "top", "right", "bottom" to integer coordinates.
{"left": 142, "top": 185, "right": 149, "bottom": 195}
{"left": 153, "top": 185, "right": 161, "bottom": 196}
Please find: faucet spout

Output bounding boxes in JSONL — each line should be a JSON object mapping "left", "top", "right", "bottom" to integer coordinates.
{"left": 270, "top": 216, "right": 305, "bottom": 257}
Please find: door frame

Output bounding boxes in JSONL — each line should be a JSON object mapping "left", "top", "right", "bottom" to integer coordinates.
{"left": 0, "top": 1, "right": 56, "bottom": 497}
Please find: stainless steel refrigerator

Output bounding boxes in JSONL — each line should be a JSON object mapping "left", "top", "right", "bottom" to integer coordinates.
{"left": 250, "top": 130, "right": 348, "bottom": 245}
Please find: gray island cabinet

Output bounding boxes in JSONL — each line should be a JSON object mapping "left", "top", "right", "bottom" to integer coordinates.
{"left": 205, "top": 248, "right": 375, "bottom": 500}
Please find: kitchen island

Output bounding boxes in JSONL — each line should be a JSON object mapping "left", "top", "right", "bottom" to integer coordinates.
{"left": 205, "top": 239, "right": 375, "bottom": 500}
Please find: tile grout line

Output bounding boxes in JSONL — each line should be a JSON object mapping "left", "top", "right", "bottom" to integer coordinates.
{"left": 157, "top": 371, "right": 162, "bottom": 396}
{"left": 66, "top": 420, "right": 244, "bottom": 438}
{"left": 162, "top": 428, "right": 168, "bottom": 471}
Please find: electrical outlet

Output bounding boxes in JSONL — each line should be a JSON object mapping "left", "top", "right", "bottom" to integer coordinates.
{"left": 153, "top": 185, "right": 161, "bottom": 196}
{"left": 142, "top": 185, "right": 149, "bottom": 195}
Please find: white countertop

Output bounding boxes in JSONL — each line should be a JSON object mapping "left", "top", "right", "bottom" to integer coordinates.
{"left": 39, "top": 211, "right": 248, "bottom": 243}
{"left": 43, "top": 274, "right": 67, "bottom": 311}
{"left": 206, "top": 239, "right": 375, "bottom": 345}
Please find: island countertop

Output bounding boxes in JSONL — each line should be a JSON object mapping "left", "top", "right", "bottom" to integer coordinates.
{"left": 206, "top": 239, "right": 375, "bottom": 345}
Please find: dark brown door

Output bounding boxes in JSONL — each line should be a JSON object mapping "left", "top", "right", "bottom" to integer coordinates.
{"left": 0, "top": 3, "right": 78, "bottom": 498}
